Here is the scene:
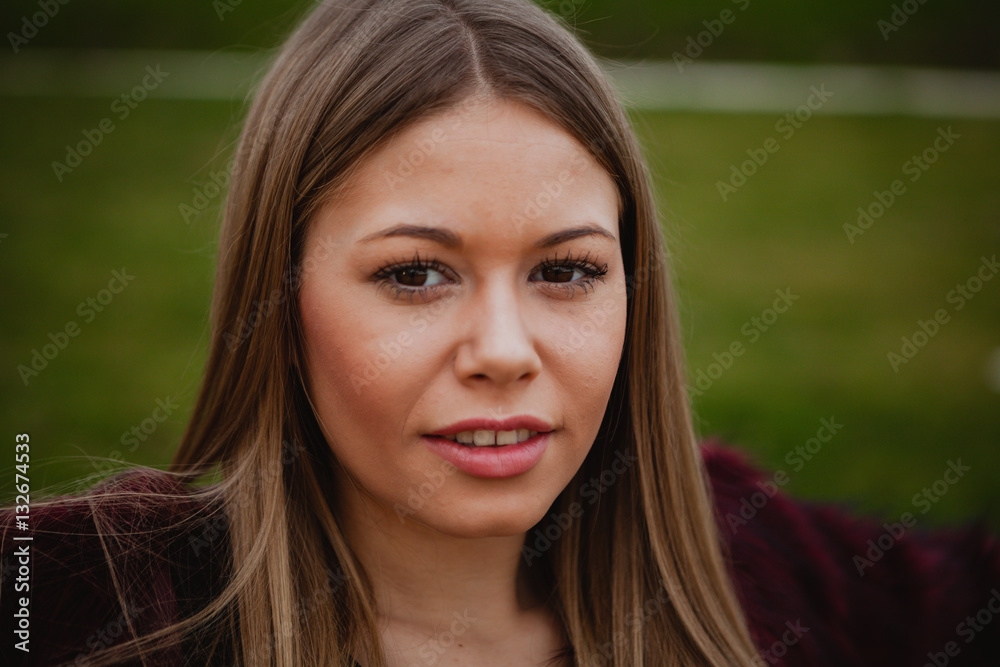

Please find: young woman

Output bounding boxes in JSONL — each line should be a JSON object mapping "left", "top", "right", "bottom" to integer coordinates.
{"left": 3, "top": 0, "right": 998, "bottom": 665}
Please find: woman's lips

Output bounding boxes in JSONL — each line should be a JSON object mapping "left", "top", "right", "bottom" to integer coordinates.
{"left": 434, "top": 428, "right": 539, "bottom": 446}
{"left": 421, "top": 431, "right": 551, "bottom": 478}
{"left": 426, "top": 415, "right": 555, "bottom": 437}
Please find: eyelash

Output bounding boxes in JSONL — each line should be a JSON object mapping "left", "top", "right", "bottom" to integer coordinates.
{"left": 371, "top": 250, "right": 609, "bottom": 303}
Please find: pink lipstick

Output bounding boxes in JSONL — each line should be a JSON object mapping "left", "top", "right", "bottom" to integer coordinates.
{"left": 422, "top": 416, "right": 553, "bottom": 478}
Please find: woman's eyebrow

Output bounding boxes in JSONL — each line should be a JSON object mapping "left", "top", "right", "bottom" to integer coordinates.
{"left": 535, "top": 224, "right": 617, "bottom": 248}
{"left": 358, "top": 222, "right": 617, "bottom": 248}
{"left": 359, "top": 224, "right": 462, "bottom": 248}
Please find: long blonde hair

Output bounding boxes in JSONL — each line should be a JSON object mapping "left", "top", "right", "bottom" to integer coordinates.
{"left": 80, "top": 0, "right": 761, "bottom": 664}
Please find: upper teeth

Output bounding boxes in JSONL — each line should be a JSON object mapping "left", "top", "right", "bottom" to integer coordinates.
{"left": 441, "top": 429, "right": 538, "bottom": 446}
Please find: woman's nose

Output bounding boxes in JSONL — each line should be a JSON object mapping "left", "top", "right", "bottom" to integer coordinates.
{"left": 453, "top": 281, "right": 542, "bottom": 387}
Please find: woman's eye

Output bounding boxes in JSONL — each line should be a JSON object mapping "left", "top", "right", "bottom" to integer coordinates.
{"left": 391, "top": 266, "right": 447, "bottom": 288}
{"left": 534, "top": 265, "right": 585, "bottom": 283}
{"left": 373, "top": 258, "right": 454, "bottom": 303}
{"left": 373, "top": 253, "right": 607, "bottom": 303}
{"left": 529, "top": 257, "right": 608, "bottom": 298}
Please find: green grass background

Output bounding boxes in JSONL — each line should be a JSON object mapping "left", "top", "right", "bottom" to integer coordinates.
{"left": 2, "top": 0, "right": 996, "bottom": 69}
{"left": 1, "top": 94, "right": 998, "bottom": 528}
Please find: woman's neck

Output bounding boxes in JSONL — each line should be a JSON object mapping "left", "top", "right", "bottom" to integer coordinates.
{"left": 334, "top": 479, "right": 570, "bottom": 664}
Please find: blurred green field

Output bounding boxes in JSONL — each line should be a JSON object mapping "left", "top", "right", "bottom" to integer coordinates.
{"left": 1, "top": 95, "right": 998, "bottom": 528}
{"left": 1, "top": 0, "right": 996, "bottom": 69}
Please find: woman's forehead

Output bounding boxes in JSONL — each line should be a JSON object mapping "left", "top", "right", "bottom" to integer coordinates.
{"left": 310, "top": 99, "right": 619, "bottom": 243}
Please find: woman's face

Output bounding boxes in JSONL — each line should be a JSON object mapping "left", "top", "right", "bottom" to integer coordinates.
{"left": 298, "top": 97, "right": 627, "bottom": 537}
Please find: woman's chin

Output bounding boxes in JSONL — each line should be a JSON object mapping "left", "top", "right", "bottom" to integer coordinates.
{"left": 409, "top": 501, "right": 552, "bottom": 540}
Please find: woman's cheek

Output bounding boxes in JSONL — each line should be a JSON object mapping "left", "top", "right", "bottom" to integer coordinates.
{"left": 553, "top": 290, "right": 627, "bottom": 361}
{"left": 344, "top": 311, "right": 450, "bottom": 402}
{"left": 300, "top": 285, "right": 384, "bottom": 402}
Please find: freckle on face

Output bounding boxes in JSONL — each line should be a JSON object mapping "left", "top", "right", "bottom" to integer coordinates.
{"left": 298, "top": 97, "right": 628, "bottom": 538}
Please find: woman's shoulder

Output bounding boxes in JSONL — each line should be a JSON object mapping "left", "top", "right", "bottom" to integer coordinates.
{"left": 0, "top": 467, "right": 232, "bottom": 666}
{"left": 701, "top": 440, "right": 1000, "bottom": 666}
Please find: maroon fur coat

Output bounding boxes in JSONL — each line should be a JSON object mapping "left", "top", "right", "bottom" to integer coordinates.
{"left": 2, "top": 443, "right": 998, "bottom": 666}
